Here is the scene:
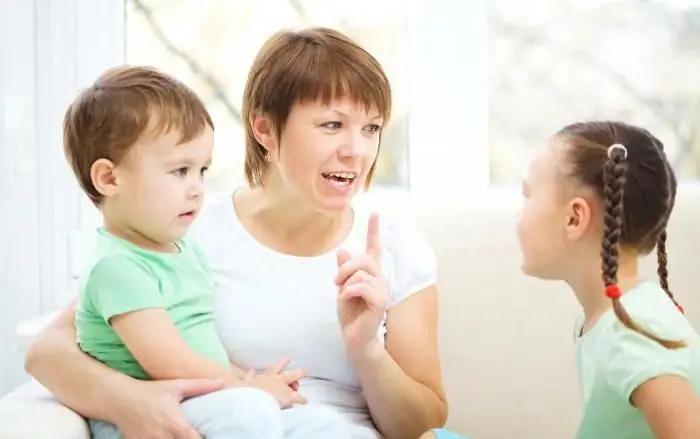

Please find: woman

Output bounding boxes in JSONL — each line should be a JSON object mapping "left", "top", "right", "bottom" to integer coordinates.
{"left": 25, "top": 27, "right": 447, "bottom": 439}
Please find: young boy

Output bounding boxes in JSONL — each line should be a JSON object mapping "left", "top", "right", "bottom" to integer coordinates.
{"left": 65, "top": 65, "right": 305, "bottom": 438}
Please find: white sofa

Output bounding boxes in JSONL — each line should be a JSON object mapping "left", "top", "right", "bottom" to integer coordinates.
{"left": 1, "top": 186, "right": 699, "bottom": 439}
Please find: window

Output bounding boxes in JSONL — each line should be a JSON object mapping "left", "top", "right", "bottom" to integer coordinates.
{"left": 489, "top": 0, "right": 700, "bottom": 184}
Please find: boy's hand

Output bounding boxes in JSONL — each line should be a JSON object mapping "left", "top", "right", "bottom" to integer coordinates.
{"left": 230, "top": 358, "right": 300, "bottom": 390}
{"left": 242, "top": 358, "right": 308, "bottom": 408}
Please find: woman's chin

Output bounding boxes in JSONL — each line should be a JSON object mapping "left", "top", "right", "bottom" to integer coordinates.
{"left": 316, "top": 196, "right": 353, "bottom": 214}
{"left": 314, "top": 185, "right": 357, "bottom": 212}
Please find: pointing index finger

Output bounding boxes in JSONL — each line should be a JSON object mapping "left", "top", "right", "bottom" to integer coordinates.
{"left": 366, "top": 213, "right": 381, "bottom": 263}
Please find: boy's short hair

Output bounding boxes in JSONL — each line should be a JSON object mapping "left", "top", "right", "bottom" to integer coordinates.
{"left": 242, "top": 27, "right": 392, "bottom": 187}
{"left": 63, "top": 65, "right": 213, "bottom": 205}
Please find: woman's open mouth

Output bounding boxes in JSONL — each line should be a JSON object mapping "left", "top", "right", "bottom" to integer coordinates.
{"left": 322, "top": 171, "right": 357, "bottom": 186}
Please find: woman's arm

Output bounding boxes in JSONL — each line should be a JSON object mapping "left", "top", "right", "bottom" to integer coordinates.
{"left": 337, "top": 215, "right": 447, "bottom": 438}
{"left": 24, "top": 300, "right": 138, "bottom": 421}
{"left": 24, "top": 301, "right": 228, "bottom": 439}
{"left": 348, "top": 286, "right": 448, "bottom": 439}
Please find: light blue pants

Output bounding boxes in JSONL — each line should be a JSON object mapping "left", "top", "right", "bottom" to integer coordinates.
{"left": 90, "top": 387, "right": 352, "bottom": 438}
{"left": 432, "top": 428, "right": 469, "bottom": 439}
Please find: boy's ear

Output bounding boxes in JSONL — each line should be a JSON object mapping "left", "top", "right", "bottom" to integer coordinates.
{"left": 90, "top": 159, "right": 119, "bottom": 197}
{"left": 565, "top": 196, "right": 593, "bottom": 240}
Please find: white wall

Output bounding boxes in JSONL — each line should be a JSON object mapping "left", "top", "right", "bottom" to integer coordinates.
{"left": 0, "top": 0, "right": 124, "bottom": 396}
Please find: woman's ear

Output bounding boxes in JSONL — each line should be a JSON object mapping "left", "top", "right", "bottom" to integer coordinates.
{"left": 250, "top": 114, "right": 276, "bottom": 154}
{"left": 90, "top": 158, "right": 119, "bottom": 198}
{"left": 565, "top": 196, "right": 593, "bottom": 240}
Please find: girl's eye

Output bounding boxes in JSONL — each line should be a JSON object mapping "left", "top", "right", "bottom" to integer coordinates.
{"left": 200, "top": 166, "right": 209, "bottom": 176}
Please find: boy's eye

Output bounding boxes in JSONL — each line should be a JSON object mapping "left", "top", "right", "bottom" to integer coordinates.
{"left": 172, "top": 167, "right": 188, "bottom": 176}
{"left": 200, "top": 166, "right": 209, "bottom": 176}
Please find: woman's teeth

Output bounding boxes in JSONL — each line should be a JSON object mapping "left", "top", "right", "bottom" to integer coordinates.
{"left": 322, "top": 172, "right": 356, "bottom": 184}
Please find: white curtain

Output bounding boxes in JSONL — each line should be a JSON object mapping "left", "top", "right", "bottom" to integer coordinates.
{"left": 0, "top": 0, "right": 124, "bottom": 396}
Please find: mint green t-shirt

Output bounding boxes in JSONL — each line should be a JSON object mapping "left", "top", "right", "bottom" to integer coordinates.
{"left": 574, "top": 281, "right": 700, "bottom": 439}
{"left": 75, "top": 229, "right": 230, "bottom": 380}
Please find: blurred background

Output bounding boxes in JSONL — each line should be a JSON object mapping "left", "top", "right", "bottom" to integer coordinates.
{"left": 124, "top": 0, "right": 700, "bottom": 189}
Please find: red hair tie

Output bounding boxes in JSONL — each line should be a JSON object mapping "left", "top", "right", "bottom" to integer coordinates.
{"left": 677, "top": 304, "right": 684, "bottom": 314}
{"left": 605, "top": 284, "right": 622, "bottom": 299}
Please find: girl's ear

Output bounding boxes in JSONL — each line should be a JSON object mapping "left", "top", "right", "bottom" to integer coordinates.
{"left": 565, "top": 196, "right": 593, "bottom": 240}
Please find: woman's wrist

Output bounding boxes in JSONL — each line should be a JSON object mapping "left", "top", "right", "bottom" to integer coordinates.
{"left": 347, "top": 338, "right": 385, "bottom": 365}
{"left": 98, "top": 373, "right": 143, "bottom": 424}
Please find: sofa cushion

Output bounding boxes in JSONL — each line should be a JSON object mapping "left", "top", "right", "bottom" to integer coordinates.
{"left": 0, "top": 380, "right": 88, "bottom": 439}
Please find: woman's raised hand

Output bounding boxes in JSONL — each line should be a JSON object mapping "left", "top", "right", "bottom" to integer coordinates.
{"left": 335, "top": 213, "right": 389, "bottom": 351}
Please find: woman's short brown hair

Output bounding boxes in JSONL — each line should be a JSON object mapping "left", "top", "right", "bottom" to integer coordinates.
{"left": 242, "top": 27, "right": 392, "bottom": 187}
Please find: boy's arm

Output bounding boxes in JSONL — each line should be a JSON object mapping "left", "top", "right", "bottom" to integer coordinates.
{"left": 110, "top": 309, "right": 238, "bottom": 384}
{"left": 87, "top": 255, "right": 240, "bottom": 386}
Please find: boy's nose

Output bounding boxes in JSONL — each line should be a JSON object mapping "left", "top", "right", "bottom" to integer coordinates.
{"left": 188, "top": 181, "right": 204, "bottom": 198}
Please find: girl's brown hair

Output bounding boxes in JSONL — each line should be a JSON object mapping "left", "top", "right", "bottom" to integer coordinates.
{"left": 558, "top": 121, "right": 685, "bottom": 349}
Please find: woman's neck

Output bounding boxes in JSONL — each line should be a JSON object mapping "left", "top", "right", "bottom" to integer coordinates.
{"left": 566, "top": 250, "right": 640, "bottom": 333}
{"left": 234, "top": 186, "right": 353, "bottom": 257}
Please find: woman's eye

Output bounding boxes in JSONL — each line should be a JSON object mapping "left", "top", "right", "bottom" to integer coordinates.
{"left": 365, "top": 124, "right": 381, "bottom": 134}
{"left": 322, "top": 121, "right": 342, "bottom": 130}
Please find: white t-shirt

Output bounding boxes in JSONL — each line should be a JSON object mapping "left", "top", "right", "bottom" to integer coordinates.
{"left": 189, "top": 192, "right": 437, "bottom": 434}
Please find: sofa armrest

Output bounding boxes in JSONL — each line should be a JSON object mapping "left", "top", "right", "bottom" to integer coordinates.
{"left": 0, "top": 380, "right": 89, "bottom": 439}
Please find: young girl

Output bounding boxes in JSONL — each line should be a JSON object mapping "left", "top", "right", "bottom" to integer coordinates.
{"left": 515, "top": 121, "right": 700, "bottom": 438}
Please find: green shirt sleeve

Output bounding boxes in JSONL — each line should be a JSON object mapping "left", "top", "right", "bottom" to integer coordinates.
{"left": 85, "top": 255, "right": 165, "bottom": 322}
{"left": 604, "top": 318, "right": 691, "bottom": 402}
